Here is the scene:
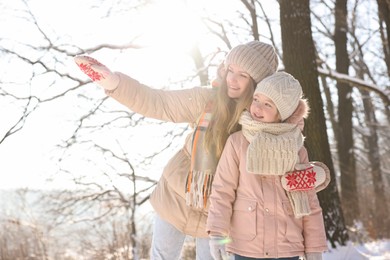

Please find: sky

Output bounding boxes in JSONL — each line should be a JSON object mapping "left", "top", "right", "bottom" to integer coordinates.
{"left": 0, "top": 0, "right": 223, "bottom": 189}
{"left": 0, "top": 0, "right": 282, "bottom": 190}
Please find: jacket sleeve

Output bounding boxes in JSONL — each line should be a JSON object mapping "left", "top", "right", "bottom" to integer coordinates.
{"left": 299, "top": 146, "right": 328, "bottom": 253}
{"left": 105, "top": 72, "right": 213, "bottom": 123}
{"left": 302, "top": 190, "right": 328, "bottom": 252}
{"left": 206, "top": 134, "right": 240, "bottom": 236}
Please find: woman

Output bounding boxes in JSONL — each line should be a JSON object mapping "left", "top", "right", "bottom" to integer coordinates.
{"left": 74, "top": 41, "right": 279, "bottom": 260}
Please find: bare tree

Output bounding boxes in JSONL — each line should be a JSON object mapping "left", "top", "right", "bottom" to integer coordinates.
{"left": 311, "top": 0, "right": 390, "bottom": 242}
{"left": 348, "top": 1, "right": 390, "bottom": 237}
{"left": 0, "top": 189, "right": 51, "bottom": 260}
{"left": 2, "top": 0, "right": 390, "bottom": 259}
{"left": 377, "top": 0, "right": 390, "bottom": 76}
{"left": 279, "top": 0, "right": 348, "bottom": 247}
{"left": 334, "top": 0, "right": 360, "bottom": 227}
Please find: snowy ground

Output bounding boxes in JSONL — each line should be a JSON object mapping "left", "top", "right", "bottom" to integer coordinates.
{"left": 323, "top": 240, "right": 390, "bottom": 260}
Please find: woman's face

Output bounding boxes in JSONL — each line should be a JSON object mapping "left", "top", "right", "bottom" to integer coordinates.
{"left": 250, "top": 93, "right": 281, "bottom": 123}
{"left": 225, "top": 64, "right": 252, "bottom": 99}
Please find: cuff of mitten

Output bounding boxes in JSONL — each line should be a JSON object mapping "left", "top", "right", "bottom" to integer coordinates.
{"left": 207, "top": 231, "right": 225, "bottom": 237}
{"left": 209, "top": 234, "right": 225, "bottom": 239}
{"left": 305, "top": 252, "right": 322, "bottom": 260}
{"left": 104, "top": 72, "right": 121, "bottom": 94}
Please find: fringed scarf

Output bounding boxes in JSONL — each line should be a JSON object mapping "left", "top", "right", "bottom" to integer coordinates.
{"left": 239, "top": 110, "right": 311, "bottom": 217}
{"left": 185, "top": 102, "right": 217, "bottom": 210}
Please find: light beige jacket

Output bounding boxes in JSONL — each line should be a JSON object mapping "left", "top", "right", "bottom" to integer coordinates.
{"left": 106, "top": 73, "right": 215, "bottom": 237}
{"left": 206, "top": 131, "right": 328, "bottom": 258}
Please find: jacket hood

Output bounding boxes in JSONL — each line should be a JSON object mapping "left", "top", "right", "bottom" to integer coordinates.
{"left": 285, "top": 99, "right": 310, "bottom": 129}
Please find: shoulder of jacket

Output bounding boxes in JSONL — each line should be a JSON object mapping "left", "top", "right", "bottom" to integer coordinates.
{"left": 228, "top": 131, "right": 247, "bottom": 145}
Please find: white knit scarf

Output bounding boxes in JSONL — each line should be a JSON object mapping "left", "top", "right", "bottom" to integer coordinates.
{"left": 239, "top": 110, "right": 311, "bottom": 217}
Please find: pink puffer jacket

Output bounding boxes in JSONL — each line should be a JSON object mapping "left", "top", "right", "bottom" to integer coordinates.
{"left": 206, "top": 131, "right": 328, "bottom": 258}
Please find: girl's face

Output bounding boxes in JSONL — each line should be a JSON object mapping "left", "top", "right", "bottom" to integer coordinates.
{"left": 250, "top": 93, "right": 281, "bottom": 123}
{"left": 225, "top": 64, "right": 252, "bottom": 99}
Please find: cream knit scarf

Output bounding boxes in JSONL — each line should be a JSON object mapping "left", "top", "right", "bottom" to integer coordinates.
{"left": 239, "top": 110, "right": 311, "bottom": 217}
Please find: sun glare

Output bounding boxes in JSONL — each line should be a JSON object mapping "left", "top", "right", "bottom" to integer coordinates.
{"left": 137, "top": 1, "right": 207, "bottom": 53}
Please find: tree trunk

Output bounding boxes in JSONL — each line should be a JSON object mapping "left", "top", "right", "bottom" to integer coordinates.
{"left": 335, "top": 0, "right": 360, "bottom": 227}
{"left": 377, "top": 0, "right": 390, "bottom": 76}
{"left": 189, "top": 43, "right": 209, "bottom": 86}
{"left": 376, "top": 0, "right": 390, "bottom": 120}
{"left": 279, "top": 0, "right": 348, "bottom": 247}
{"left": 241, "top": 0, "right": 259, "bottom": 40}
{"left": 360, "top": 89, "right": 389, "bottom": 238}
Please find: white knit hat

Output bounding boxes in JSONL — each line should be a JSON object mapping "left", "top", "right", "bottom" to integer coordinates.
{"left": 255, "top": 72, "right": 303, "bottom": 121}
{"left": 224, "top": 41, "right": 279, "bottom": 83}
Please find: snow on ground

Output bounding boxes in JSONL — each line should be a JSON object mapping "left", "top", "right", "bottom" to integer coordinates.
{"left": 323, "top": 240, "right": 390, "bottom": 260}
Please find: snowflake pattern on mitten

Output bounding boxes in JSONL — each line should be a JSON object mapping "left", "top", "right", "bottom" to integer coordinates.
{"left": 281, "top": 162, "right": 330, "bottom": 193}
{"left": 75, "top": 56, "right": 105, "bottom": 82}
{"left": 284, "top": 166, "right": 317, "bottom": 191}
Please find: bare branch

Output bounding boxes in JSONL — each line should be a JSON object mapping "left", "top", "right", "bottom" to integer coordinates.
{"left": 318, "top": 67, "right": 390, "bottom": 106}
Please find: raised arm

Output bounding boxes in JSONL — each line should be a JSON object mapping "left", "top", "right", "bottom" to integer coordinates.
{"left": 74, "top": 55, "right": 213, "bottom": 123}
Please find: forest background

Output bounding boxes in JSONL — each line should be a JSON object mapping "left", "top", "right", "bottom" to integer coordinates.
{"left": 0, "top": 0, "right": 389, "bottom": 259}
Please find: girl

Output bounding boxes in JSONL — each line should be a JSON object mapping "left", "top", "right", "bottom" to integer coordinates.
{"left": 207, "top": 72, "right": 329, "bottom": 260}
{"left": 74, "top": 41, "right": 279, "bottom": 260}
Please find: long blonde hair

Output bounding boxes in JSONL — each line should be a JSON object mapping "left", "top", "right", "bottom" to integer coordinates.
{"left": 205, "top": 74, "right": 256, "bottom": 159}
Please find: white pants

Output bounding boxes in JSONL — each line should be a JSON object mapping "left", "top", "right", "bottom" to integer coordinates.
{"left": 150, "top": 214, "right": 213, "bottom": 260}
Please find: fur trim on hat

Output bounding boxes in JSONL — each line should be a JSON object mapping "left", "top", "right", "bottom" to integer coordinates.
{"left": 285, "top": 99, "right": 310, "bottom": 125}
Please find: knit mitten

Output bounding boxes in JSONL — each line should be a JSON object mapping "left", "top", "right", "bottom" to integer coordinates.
{"left": 74, "top": 55, "right": 120, "bottom": 90}
{"left": 209, "top": 235, "right": 230, "bottom": 260}
{"left": 281, "top": 161, "right": 330, "bottom": 192}
{"left": 305, "top": 252, "right": 323, "bottom": 260}
{"left": 282, "top": 161, "right": 331, "bottom": 217}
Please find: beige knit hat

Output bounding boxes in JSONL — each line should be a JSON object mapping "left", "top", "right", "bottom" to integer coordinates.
{"left": 255, "top": 72, "right": 303, "bottom": 121}
{"left": 224, "top": 41, "right": 279, "bottom": 83}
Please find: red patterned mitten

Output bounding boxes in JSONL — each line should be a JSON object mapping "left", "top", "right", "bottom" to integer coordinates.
{"left": 281, "top": 161, "right": 330, "bottom": 193}
{"left": 74, "top": 55, "right": 120, "bottom": 90}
